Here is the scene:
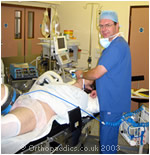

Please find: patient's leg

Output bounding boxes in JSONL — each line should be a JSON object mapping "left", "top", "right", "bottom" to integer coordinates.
{"left": 2, "top": 96, "right": 56, "bottom": 138}
{"left": 11, "top": 107, "right": 37, "bottom": 135}
{"left": 1, "top": 107, "right": 36, "bottom": 138}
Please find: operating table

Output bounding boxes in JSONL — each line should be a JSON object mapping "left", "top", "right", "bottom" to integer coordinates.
{"left": 16, "top": 107, "right": 99, "bottom": 154}
{"left": 2, "top": 71, "right": 99, "bottom": 154}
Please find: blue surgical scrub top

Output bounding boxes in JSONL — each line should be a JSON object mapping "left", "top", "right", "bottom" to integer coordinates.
{"left": 96, "top": 36, "right": 131, "bottom": 113}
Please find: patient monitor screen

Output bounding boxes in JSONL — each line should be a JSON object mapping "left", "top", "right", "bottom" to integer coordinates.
{"left": 54, "top": 36, "right": 67, "bottom": 55}
{"left": 56, "top": 52, "right": 71, "bottom": 66}
{"left": 58, "top": 38, "right": 65, "bottom": 49}
{"left": 61, "top": 55, "right": 67, "bottom": 61}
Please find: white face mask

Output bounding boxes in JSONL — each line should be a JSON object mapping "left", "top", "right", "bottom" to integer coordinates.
{"left": 100, "top": 38, "right": 110, "bottom": 48}
{"left": 99, "top": 32, "right": 121, "bottom": 48}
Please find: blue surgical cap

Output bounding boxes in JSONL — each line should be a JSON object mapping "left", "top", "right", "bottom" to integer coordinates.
{"left": 100, "top": 11, "right": 118, "bottom": 23}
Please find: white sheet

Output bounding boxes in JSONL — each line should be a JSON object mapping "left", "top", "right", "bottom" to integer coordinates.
{"left": 1, "top": 83, "right": 100, "bottom": 154}
{"left": 29, "top": 83, "right": 89, "bottom": 124}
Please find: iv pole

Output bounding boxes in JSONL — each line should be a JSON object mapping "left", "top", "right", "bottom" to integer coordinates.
{"left": 48, "top": 5, "right": 57, "bottom": 71}
{"left": 83, "top": 3, "right": 102, "bottom": 69}
{"left": 48, "top": 5, "right": 56, "bottom": 71}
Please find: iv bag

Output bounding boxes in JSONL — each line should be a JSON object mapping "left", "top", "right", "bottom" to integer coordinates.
{"left": 41, "top": 9, "right": 50, "bottom": 38}
{"left": 52, "top": 11, "right": 60, "bottom": 36}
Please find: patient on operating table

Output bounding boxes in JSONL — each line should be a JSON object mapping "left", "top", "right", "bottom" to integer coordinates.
{"left": 1, "top": 77, "right": 96, "bottom": 139}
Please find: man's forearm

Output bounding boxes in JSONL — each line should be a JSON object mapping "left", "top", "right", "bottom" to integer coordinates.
{"left": 76, "top": 65, "right": 107, "bottom": 80}
{"left": 82, "top": 69, "right": 98, "bottom": 80}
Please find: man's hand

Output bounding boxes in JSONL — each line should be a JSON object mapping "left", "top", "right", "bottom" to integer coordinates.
{"left": 75, "top": 70, "right": 83, "bottom": 79}
{"left": 90, "top": 90, "right": 97, "bottom": 98}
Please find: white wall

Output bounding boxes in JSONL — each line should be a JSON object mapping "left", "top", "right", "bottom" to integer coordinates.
{"left": 56, "top": 1, "right": 149, "bottom": 68}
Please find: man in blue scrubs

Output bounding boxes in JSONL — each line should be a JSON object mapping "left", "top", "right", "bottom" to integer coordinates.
{"left": 76, "top": 11, "right": 131, "bottom": 154}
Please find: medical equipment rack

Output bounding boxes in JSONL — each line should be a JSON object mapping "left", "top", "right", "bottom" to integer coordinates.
{"left": 120, "top": 106, "right": 149, "bottom": 154}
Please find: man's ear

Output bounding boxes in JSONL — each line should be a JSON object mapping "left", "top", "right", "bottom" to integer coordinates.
{"left": 116, "top": 22, "right": 120, "bottom": 31}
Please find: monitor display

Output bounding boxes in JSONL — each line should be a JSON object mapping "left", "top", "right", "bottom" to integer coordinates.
{"left": 54, "top": 36, "right": 67, "bottom": 55}
{"left": 61, "top": 55, "right": 67, "bottom": 61}
{"left": 56, "top": 52, "right": 71, "bottom": 66}
{"left": 58, "top": 38, "right": 65, "bottom": 49}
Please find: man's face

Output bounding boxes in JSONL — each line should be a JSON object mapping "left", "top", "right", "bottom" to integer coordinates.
{"left": 99, "top": 19, "right": 119, "bottom": 41}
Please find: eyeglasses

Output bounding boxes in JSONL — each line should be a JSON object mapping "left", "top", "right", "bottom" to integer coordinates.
{"left": 99, "top": 24, "right": 114, "bottom": 29}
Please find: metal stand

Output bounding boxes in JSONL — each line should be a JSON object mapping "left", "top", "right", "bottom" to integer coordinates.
{"left": 83, "top": 3, "right": 102, "bottom": 69}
